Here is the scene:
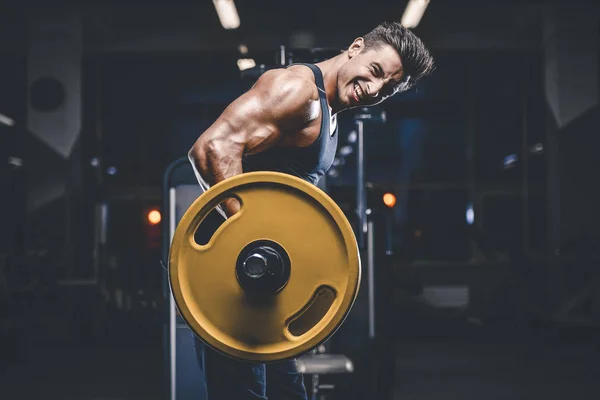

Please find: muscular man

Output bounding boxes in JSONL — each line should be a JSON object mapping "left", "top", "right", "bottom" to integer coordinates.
{"left": 188, "top": 21, "right": 434, "bottom": 400}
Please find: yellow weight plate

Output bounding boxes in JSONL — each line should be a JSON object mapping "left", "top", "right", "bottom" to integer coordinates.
{"left": 169, "top": 171, "right": 360, "bottom": 363}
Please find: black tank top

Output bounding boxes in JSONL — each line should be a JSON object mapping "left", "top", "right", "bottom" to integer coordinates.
{"left": 242, "top": 63, "right": 338, "bottom": 185}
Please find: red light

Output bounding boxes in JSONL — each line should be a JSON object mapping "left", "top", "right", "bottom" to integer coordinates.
{"left": 383, "top": 193, "right": 396, "bottom": 208}
{"left": 148, "top": 209, "right": 161, "bottom": 225}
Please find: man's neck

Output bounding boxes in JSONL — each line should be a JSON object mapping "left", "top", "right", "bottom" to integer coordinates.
{"left": 316, "top": 53, "right": 347, "bottom": 115}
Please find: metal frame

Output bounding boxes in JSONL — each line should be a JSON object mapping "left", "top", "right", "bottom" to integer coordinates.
{"left": 168, "top": 187, "right": 177, "bottom": 400}
{"left": 162, "top": 157, "right": 190, "bottom": 400}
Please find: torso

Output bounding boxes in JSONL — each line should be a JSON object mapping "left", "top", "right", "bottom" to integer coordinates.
{"left": 243, "top": 64, "right": 338, "bottom": 185}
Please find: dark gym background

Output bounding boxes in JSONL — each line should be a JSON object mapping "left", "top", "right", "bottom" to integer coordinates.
{"left": 1, "top": 0, "right": 600, "bottom": 399}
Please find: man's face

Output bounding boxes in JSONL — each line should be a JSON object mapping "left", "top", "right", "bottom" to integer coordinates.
{"left": 338, "top": 38, "right": 406, "bottom": 108}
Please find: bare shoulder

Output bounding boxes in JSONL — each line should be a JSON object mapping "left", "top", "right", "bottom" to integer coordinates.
{"left": 254, "top": 68, "right": 318, "bottom": 99}
{"left": 252, "top": 68, "right": 320, "bottom": 124}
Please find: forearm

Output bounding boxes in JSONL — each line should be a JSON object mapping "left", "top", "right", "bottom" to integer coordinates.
{"left": 189, "top": 138, "right": 243, "bottom": 217}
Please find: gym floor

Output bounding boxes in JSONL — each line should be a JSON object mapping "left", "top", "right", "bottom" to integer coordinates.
{"left": 2, "top": 332, "right": 599, "bottom": 400}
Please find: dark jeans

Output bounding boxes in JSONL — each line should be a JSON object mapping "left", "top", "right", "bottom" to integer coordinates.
{"left": 193, "top": 333, "right": 308, "bottom": 400}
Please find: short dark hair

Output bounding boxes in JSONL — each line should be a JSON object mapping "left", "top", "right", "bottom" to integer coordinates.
{"left": 363, "top": 22, "right": 435, "bottom": 93}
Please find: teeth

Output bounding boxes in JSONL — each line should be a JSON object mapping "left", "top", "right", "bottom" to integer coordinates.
{"left": 354, "top": 83, "right": 363, "bottom": 100}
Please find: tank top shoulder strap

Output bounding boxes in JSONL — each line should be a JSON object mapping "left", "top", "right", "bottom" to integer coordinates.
{"left": 286, "top": 63, "right": 331, "bottom": 140}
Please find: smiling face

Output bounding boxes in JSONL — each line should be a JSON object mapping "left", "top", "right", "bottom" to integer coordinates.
{"left": 337, "top": 38, "right": 406, "bottom": 108}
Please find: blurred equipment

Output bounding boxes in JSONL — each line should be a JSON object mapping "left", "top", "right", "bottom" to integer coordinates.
{"left": 0, "top": 115, "right": 25, "bottom": 255}
{"left": 169, "top": 172, "right": 360, "bottom": 362}
{"left": 296, "top": 346, "right": 355, "bottom": 400}
{"left": 353, "top": 107, "right": 387, "bottom": 248}
{"left": 163, "top": 159, "right": 206, "bottom": 400}
{"left": 511, "top": 234, "right": 600, "bottom": 328}
{"left": 317, "top": 107, "right": 395, "bottom": 400}
{"left": 240, "top": 46, "right": 343, "bottom": 81}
